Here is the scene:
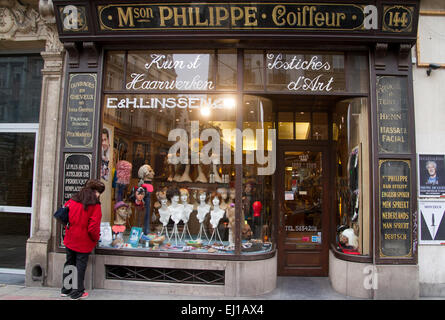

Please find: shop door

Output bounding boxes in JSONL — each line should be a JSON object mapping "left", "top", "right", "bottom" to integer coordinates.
{"left": 277, "top": 147, "right": 329, "bottom": 276}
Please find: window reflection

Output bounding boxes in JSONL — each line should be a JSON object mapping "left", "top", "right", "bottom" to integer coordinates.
{"left": 0, "top": 56, "right": 43, "bottom": 123}
{"left": 278, "top": 112, "right": 294, "bottom": 140}
{"left": 0, "top": 133, "right": 35, "bottom": 207}
{"left": 121, "top": 50, "right": 236, "bottom": 91}
{"left": 242, "top": 96, "right": 274, "bottom": 253}
{"left": 334, "top": 98, "right": 370, "bottom": 255}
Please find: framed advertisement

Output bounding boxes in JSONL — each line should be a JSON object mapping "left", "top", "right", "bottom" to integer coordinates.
{"left": 418, "top": 154, "right": 445, "bottom": 197}
{"left": 419, "top": 201, "right": 445, "bottom": 244}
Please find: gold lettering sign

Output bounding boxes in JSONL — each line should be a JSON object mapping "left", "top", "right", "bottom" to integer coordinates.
{"left": 379, "top": 160, "right": 413, "bottom": 258}
{"left": 377, "top": 76, "right": 410, "bottom": 154}
{"left": 96, "top": 3, "right": 391, "bottom": 32}
{"left": 382, "top": 5, "right": 414, "bottom": 33}
{"left": 65, "top": 74, "right": 97, "bottom": 148}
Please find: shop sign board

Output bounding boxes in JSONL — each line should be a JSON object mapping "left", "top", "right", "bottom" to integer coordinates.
{"left": 62, "top": 153, "right": 92, "bottom": 203}
{"left": 376, "top": 76, "right": 410, "bottom": 154}
{"left": 418, "top": 154, "right": 445, "bottom": 197}
{"left": 60, "top": 153, "right": 92, "bottom": 247}
{"left": 92, "top": 3, "right": 414, "bottom": 33}
{"left": 379, "top": 160, "right": 412, "bottom": 258}
{"left": 419, "top": 201, "right": 445, "bottom": 244}
{"left": 65, "top": 73, "right": 97, "bottom": 149}
{"left": 54, "top": 2, "right": 417, "bottom": 37}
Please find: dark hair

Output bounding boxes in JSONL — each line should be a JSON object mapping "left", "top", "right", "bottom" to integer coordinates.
{"left": 102, "top": 129, "right": 109, "bottom": 139}
{"left": 72, "top": 179, "right": 105, "bottom": 210}
{"left": 166, "top": 187, "right": 180, "bottom": 201}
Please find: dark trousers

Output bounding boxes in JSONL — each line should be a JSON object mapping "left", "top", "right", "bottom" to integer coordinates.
{"left": 62, "top": 247, "right": 90, "bottom": 294}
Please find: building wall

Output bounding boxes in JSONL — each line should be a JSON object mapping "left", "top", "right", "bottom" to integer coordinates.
{"left": 414, "top": 0, "right": 445, "bottom": 297}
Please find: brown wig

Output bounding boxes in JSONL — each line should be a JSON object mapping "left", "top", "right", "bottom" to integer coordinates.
{"left": 72, "top": 179, "right": 105, "bottom": 210}
{"left": 210, "top": 191, "right": 222, "bottom": 204}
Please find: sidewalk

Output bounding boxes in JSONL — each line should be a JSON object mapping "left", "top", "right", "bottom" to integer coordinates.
{"left": 0, "top": 272, "right": 361, "bottom": 300}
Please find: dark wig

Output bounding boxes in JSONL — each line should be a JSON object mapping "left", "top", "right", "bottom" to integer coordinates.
{"left": 72, "top": 179, "right": 105, "bottom": 210}
{"left": 166, "top": 187, "right": 180, "bottom": 201}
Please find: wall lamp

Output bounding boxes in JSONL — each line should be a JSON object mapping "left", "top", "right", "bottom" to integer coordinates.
{"left": 427, "top": 63, "right": 441, "bottom": 76}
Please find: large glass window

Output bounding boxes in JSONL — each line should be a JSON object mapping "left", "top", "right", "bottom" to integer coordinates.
{"left": 99, "top": 49, "right": 369, "bottom": 259}
{"left": 242, "top": 96, "right": 274, "bottom": 254}
{"left": 0, "top": 55, "right": 42, "bottom": 269}
{"left": 244, "top": 51, "right": 346, "bottom": 93}
{"left": 0, "top": 56, "right": 43, "bottom": 123}
{"left": 333, "top": 98, "right": 370, "bottom": 256}
{"left": 0, "top": 133, "right": 36, "bottom": 207}
{"left": 100, "top": 50, "right": 260, "bottom": 256}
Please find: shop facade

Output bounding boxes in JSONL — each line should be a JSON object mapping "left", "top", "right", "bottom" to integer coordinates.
{"left": 24, "top": 0, "right": 423, "bottom": 298}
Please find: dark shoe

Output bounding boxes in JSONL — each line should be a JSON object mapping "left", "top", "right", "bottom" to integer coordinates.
{"left": 70, "top": 291, "right": 89, "bottom": 300}
{"left": 60, "top": 289, "right": 73, "bottom": 297}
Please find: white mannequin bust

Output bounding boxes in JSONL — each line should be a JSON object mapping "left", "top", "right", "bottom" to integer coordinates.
{"left": 180, "top": 189, "right": 194, "bottom": 223}
{"left": 169, "top": 194, "right": 184, "bottom": 224}
{"left": 210, "top": 195, "right": 225, "bottom": 229}
{"left": 158, "top": 198, "right": 170, "bottom": 227}
{"left": 197, "top": 192, "right": 210, "bottom": 223}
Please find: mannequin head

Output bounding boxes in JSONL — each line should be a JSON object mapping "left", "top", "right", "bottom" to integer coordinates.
{"left": 167, "top": 187, "right": 180, "bottom": 203}
{"left": 179, "top": 188, "right": 190, "bottom": 203}
{"left": 210, "top": 192, "right": 223, "bottom": 207}
{"left": 339, "top": 228, "right": 358, "bottom": 249}
{"left": 198, "top": 190, "right": 207, "bottom": 203}
{"left": 217, "top": 188, "right": 228, "bottom": 201}
{"left": 138, "top": 164, "right": 155, "bottom": 181}
{"left": 229, "top": 187, "right": 236, "bottom": 201}
{"left": 114, "top": 201, "right": 131, "bottom": 224}
{"left": 135, "top": 187, "right": 146, "bottom": 202}
{"left": 159, "top": 198, "right": 168, "bottom": 207}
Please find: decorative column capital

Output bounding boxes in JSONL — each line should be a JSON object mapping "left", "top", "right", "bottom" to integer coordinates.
{"left": 39, "top": 0, "right": 63, "bottom": 54}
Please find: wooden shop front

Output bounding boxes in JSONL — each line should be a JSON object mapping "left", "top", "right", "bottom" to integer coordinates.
{"left": 50, "top": 1, "right": 420, "bottom": 295}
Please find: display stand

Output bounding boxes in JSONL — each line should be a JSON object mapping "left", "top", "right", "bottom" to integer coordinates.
{"left": 208, "top": 225, "right": 224, "bottom": 244}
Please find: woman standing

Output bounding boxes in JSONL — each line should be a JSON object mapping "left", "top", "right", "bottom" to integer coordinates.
{"left": 61, "top": 179, "right": 105, "bottom": 300}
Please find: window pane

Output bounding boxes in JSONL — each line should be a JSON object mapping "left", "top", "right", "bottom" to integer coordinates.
{"left": 242, "top": 95, "right": 274, "bottom": 254}
{"left": 346, "top": 54, "right": 369, "bottom": 94}
{"left": 266, "top": 52, "right": 346, "bottom": 92}
{"left": 312, "top": 112, "right": 328, "bottom": 140}
{"left": 125, "top": 50, "right": 236, "bottom": 92}
{"left": 283, "top": 151, "right": 323, "bottom": 246}
{"left": 101, "top": 93, "right": 237, "bottom": 254}
{"left": 295, "top": 112, "right": 311, "bottom": 140}
{"left": 278, "top": 112, "right": 293, "bottom": 139}
{"left": 334, "top": 98, "right": 370, "bottom": 255}
{"left": 244, "top": 51, "right": 264, "bottom": 90}
{"left": 0, "top": 56, "right": 43, "bottom": 123}
{"left": 0, "top": 133, "right": 35, "bottom": 207}
{"left": 215, "top": 49, "right": 237, "bottom": 90}
{"left": 104, "top": 51, "right": 125, "bottom": 91}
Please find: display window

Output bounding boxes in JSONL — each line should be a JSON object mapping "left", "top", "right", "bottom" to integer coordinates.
{"left": 99, "top": 49, "right": 369, "bottom": 259}
{"left": 333, "top": 97, "right": 370, "bottom": 256}
{"left": 99, "top": 50, "right": 274, "bottom": 256}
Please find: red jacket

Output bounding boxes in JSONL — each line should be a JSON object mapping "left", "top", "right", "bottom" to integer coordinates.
{"left": 63, "top": 199, "right": 102, "bottom": 253}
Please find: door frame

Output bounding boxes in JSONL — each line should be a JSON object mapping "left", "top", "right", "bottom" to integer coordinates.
{"left": 276, "top": 143, "right": 331, "bottom": 276}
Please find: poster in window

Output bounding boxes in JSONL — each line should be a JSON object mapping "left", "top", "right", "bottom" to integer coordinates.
{"left": 419, "top": 201, "right": 445, "bottom": 244}
{"left": 418, "top": 154, "right": 445, "bottom": 197}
